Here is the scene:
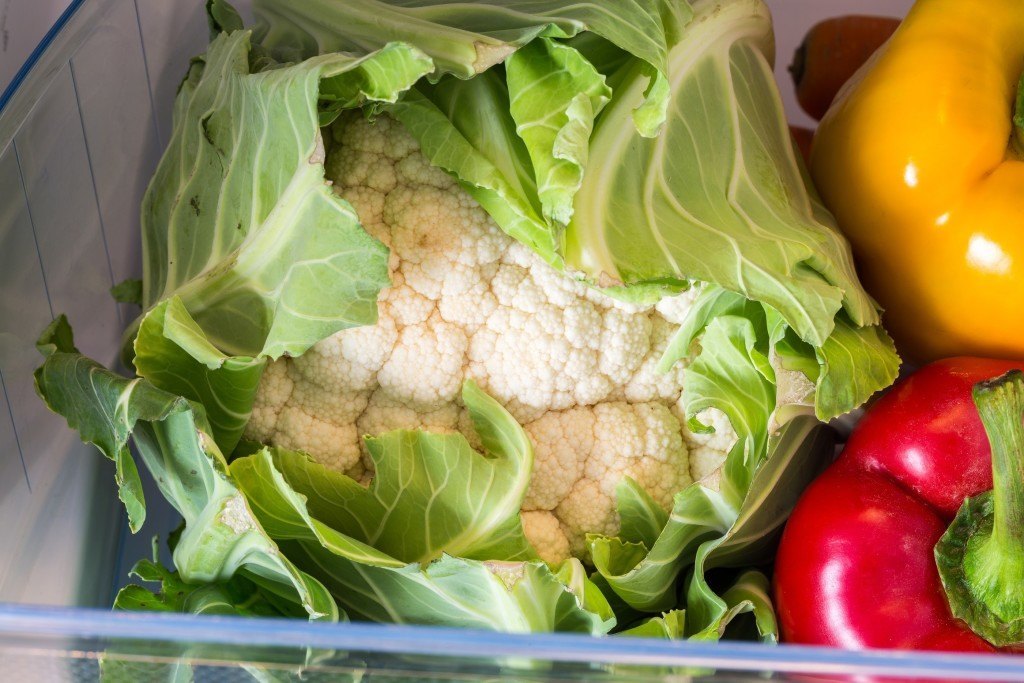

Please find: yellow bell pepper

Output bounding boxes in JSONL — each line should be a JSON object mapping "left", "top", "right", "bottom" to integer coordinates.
{"left": 811, "top": 0, "right": 1024, "bottom": 362}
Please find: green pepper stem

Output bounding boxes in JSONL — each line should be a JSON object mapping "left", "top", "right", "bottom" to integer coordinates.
{"left": 1013, "top": 71, "right": 1024, "bottom": 159}
{"left": 936, "top": 370, "right": 1024, "bottom": 647}
{"left": 972, "top": 372, "right": 1024, "bottom": 560}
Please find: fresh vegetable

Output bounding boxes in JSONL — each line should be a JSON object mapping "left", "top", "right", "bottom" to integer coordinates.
{"left": 811, "top": 0, "right": 1024, "bottom": 362}
{"left": 775, "top": 358, "right": 1024, "bottom": 652}
{"left": 247, "top": 112, "right": 713, "bottom": 565}
{"left": 789, "top": 15, "right": 899, "bottom": 121}
{"left": 35, "top": 0, "right": 898, "bottom": 641}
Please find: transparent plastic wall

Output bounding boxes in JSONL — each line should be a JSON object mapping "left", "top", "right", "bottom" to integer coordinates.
{"left": 0, "top": 0, "right": 224, "bottom": 608}
{"left": 1, "top": 0, "right": 1024, "bottom": 681}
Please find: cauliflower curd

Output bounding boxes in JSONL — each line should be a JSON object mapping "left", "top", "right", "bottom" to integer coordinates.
{"left": 247, "top": 114, "right": 744, "bottom": 563}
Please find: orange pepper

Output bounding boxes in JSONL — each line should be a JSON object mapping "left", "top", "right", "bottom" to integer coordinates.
{"left": 811, "top": 0, "right": 1024, "bottom": 362}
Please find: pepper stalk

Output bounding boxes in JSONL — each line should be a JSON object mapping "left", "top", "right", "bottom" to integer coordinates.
{"left": 935, "top": 370, "right": 1024, "bottom": 647}
{"left": 1013, "top": 72, "right": 1024, "bottom": 160}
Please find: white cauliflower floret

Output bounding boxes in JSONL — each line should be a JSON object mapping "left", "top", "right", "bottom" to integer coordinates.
{"left": 248, "top": 361, "right": 370, "bottom": 475}
{"left": 377, "top": 312, "right": 468, "bottom": 411}
{"left": 553, "top": 402, "right": 691, "bottom": 559}
{"left": 556, "top": 480, "right": 615, "bottom": 557}
{"left": 521, "top": 410, "right": 593, "bottom": 511}
{"left": 340, "top": 186, "right": 387, "bottom": 238}
{"left": 655, "top": 285, "right": 702, "bottom": 323}
{"left": 274, "top": 406, "right": 361, "bottom": 474}
{"left": 620, "top": 316, "right": 688, "bottom": 403}
{"left": 520, "top": 511, "right": 571, "bottom": 566}
{"left": 437, "top": 263, "right": 499, "bottom": 329}
{"left": 518, "top": 402, "right": 694, "bottom": 562}
{"left": 382, "top": 278, "right": 435, "bottom": 326}
{"left": 599, "top": 308, "right": 652, "bottom": 386}
{"left": 245, "top": 113, "right": 762, "bottom": 564}
{"left": 287, "top": 369, "right": 370, "bottom": 426}
{"left": 292, "top": 313, "right": 398, "bottom": 393}
{"left": 247, "top": 359, "right": 293, "bottom": 441}
{"left": 681, "top": 408, "right": 739, "bottom": 484}
{"left": 357, "top": 390, "right": 460, "bottom": 442}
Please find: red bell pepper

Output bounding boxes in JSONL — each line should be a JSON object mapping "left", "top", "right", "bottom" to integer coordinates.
{"left": 774, "top": 358, "right": 1024, "bottom": 652}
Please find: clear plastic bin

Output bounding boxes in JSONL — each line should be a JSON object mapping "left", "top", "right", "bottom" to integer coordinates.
{"left": 1, "top": 0, "right": 1022, "bottom": 680}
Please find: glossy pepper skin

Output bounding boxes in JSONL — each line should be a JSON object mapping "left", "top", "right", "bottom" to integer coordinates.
{"left": 810, "top": 0, "right": 1024, "bottom": 363}
{"left": 774, "top": 358, "right": 1020, "bottom": 652}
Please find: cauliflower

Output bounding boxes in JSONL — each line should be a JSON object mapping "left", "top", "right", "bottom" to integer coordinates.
{"left": 246, "top": 113, "right": 801, "bottom": 564}
{"left": 523, "top": 402, "right": 690, "bottom": 560}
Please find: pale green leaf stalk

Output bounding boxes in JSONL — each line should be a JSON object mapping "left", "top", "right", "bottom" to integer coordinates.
{"left": 588, "top": 484, "right": 733, "bottom": 612}
{"left": 135, "top": 31, "right": 428, "bottom": 360}
{"left": 226, "top": 412, "right": 613, "bottom": 632}
{"left": 589, "top": 415, "right": 831, "bottom": 615}
{"left": 262, "top": 382, "right": 536, "bottom": 564}
{"left": 686, "top": 570, "right": 770, "bottom": 642}
{"left": 506, "top": 38, "right": 611, "bottom": 225}
{"left": 133, "top": 298, "right": 264, "bottom": 455}
{"left": 659, "top": 286, "right": 900, "bottom": 421}
{"left": 565, "top": 0, "right": 877, "bottom": 346}
{"left": 619, "top": 610, "right": 687, "bottom": 639}
{"left": 252, "top": 0, "right": 687, "bottom": 130}
{"left": 34, "top": 317, "right": 338, "bottom": 620}
{"left": 681, "top": 416, "right": 832, "bottom": 634}
{"left": 615, "top": 477, "right": 670, "bottom": 549}
{"left": 720, "top": 570, "right": 777, "bottom": 643}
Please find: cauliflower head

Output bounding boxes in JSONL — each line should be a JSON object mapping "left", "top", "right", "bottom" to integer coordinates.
{"left": 245, "top": 113, "right": 804, "bottom": 564}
